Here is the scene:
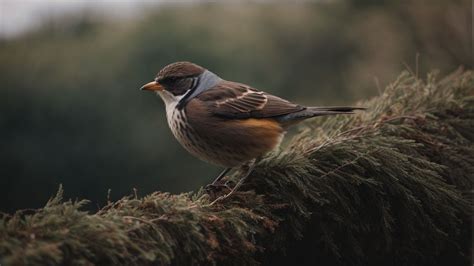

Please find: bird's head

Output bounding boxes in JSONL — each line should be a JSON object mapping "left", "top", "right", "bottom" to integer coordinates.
{"left": 141, "top": 61, "right": 220, "bottom": 107}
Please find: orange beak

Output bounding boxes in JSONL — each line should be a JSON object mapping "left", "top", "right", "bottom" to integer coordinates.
{"left": 140, "top": 81, "right": 164, "bottom": 91}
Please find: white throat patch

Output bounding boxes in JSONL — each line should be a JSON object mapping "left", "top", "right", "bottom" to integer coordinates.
{"left": 156, "top": 90, "right": 184, "bottom": 121}
{"left": 156, "top": 90, "right": 183, "bottom": 107}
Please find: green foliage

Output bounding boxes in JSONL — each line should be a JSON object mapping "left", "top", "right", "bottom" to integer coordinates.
{"left": 1, "top": 70, "right": 472, "bottom": 265}
{"left": 0, "top": 1, "right": 471, "bottom": 212}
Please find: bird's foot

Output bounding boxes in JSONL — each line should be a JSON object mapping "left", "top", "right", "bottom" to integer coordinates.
{"left": 207, "top": 160, "right": 257, "bottom": 206}
{"left": 208, "top": 177, "right": 247, "bottom": 205}
{"left": 205, "top": 179, "right": 232, "bottom": 192}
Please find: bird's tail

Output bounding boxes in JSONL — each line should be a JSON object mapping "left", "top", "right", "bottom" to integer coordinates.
{"left": 306, "top": 106, "right": 366, "bottom": 116}
{"left": 277, "top": 106, "right": 366, "bottom": 125}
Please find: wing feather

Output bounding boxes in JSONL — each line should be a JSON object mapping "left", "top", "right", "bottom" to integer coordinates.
{"left": 195, "top": 81, "right": 304, "bottom": 119}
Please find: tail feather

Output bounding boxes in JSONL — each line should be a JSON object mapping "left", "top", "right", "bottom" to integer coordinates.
{"left": 277, "top": 106, "right": 365, "bottom": 124}
{"left": 308, "top": 106, "right": 367, "bottom": 112}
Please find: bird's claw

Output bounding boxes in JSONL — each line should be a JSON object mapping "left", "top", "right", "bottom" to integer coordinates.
{"left": 205, "top": 179, "right": 232, "bottom": 193}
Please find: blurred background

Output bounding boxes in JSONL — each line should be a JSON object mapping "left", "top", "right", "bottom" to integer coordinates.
{"left": 0, "top": 0, "right": 471, "bottom": 213}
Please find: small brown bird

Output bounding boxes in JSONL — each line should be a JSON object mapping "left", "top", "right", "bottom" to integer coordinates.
{"left": 141, "top": 62, "right": 363, "bottom": 192}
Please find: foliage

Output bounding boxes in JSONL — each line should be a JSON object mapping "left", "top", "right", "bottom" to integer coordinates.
{"left": 0, "top": 1, "right": 471, "bottom": 212}
{"left": 0, "top": 70, "right": 472, "bottom": 265}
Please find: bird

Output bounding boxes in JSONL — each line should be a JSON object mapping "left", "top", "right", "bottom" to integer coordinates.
{"left": 141, "top": 61, "right": 364, "bottom": 194}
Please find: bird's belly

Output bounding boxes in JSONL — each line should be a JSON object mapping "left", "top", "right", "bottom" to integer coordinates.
{"left": 167, "top": 109, "right": 283, "bottom": 167}
{"left": 167, "top": 109, "right": 231, "bottom": 166}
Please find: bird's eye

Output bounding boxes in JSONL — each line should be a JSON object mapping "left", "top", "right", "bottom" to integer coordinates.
{"left": 162, "top": 76, "right": 179, "bottom": 85}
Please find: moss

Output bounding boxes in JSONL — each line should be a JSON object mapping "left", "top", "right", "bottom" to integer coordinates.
{"left": 0, "top": 69, "right": 472, "bottom": 265}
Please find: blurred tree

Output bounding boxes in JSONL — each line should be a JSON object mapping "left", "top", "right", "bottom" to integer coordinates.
{"left": 0, "top": 1, "right": 470, "bottom": 212}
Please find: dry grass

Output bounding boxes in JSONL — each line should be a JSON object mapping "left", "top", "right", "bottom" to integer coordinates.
{"left": 1, "top": 69, "right": 472, "bottom": 265}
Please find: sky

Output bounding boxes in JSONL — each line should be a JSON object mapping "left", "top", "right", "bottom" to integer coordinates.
{"left": 0, "top": 0, "right": 336, "bottom": 38}
{"left": 0, "top": 0, "right": 164, "bottom": 38}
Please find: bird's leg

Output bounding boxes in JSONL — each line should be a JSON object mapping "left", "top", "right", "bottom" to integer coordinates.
{"left": 211, "top": 168, "right": 232, "bottom": 185}
{"left": 232, "top": 157, "right": 260, "bottom": 191}
{"left": 205, "top": 168, "right": 232, "bottom": 193}
{"left": 209, "top": 159, "right": 258, "bottom": 205}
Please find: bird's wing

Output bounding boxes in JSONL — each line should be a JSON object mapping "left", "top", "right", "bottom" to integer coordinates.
{"left": 195, "top": 81, "right": 305, "bottom": 119}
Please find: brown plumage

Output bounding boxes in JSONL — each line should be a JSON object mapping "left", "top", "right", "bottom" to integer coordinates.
{"left": 183, "top": 98, "right": 283, "bottom": 167}
{"left": 141, "top": 61, "right": 365, "bottom": 189}
{"left": 196, "top": 81, "right": 305, "bottom": 119}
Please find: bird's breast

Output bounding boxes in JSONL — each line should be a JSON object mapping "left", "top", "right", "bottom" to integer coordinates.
{"left": 165, "top": 102, "right": 284, "bottom": 167}
{"left": 166, "top": 106, "right": 215, "bottom": 164}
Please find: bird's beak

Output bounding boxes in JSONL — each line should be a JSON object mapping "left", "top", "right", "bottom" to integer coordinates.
{"left": 140, "top": 81, "right": 164, "bottom": 91}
